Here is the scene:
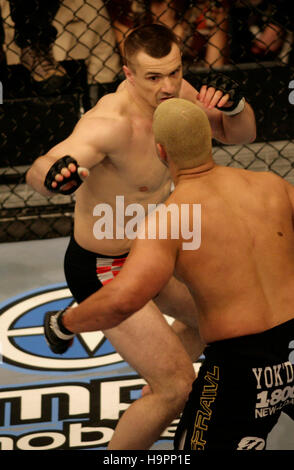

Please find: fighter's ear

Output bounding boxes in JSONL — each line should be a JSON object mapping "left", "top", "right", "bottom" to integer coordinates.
{"left": 156, "top": 143, "right": 165, "bottom": 158}
{"left": 156, "top": 143, "right": 168, "bottom": 166}
{"left": 123, "top": 65, "right": 135, "bottom": 85}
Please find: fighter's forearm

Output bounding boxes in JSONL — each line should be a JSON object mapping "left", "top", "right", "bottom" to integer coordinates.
{"left": 26, "top": 155, "right": 58, "bottom": 196}
{"left": 63, "top": 283, "right": 136, "bottom": 333}
{"left": 221, "top": 102, "right": 256, "bottom": 144}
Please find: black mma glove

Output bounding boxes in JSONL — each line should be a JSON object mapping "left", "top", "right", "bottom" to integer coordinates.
{"left": 44, "top": 309, "right": 75, "bottom": 354}
{"left": 44, "top": 155, "right": 84, "bottom": 195}
{"left": 201, "top": 72, "right": 245, "bottom": 115}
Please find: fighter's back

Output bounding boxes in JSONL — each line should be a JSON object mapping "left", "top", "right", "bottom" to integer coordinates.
{"left": 173, "top": 166, "right": 294, "bottom": 342}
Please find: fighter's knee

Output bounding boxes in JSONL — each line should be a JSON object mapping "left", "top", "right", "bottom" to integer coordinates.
{"left": 162, "top": 369, "right": 194, "bottom": 410}
{"left": 175, "top": 372, "right": 194, "bottom": 404}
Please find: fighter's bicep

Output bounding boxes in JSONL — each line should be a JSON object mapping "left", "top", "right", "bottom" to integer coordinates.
{"left": 116, "top": 238, "right": 177, "bottom": 312}
{"left": 46, "top": 115, "right": 129, "bottom": 169}
{"left": 46, "top": 120, "right": 108, "bottom": 169}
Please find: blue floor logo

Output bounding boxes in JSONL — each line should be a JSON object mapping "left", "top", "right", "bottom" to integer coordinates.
{"left": 0, "top": 284, "right": 123, "bottom": 371}
{"left": 0, "top": 285, "right": 176, "bottom": 450}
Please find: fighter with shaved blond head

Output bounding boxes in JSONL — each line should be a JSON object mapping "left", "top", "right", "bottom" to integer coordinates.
{"left": 56, "top": 98, "right": 293, "bottom": 450}
{"left": 152, "top": 97, "right": 212, "bottom": 168}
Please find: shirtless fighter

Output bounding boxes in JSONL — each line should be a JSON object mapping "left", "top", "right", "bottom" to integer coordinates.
{"left": 27, "top": 24, "right": 256, "bottom": 450}
{"left": 45, "top": 98, "right": 294, "bottom": 450}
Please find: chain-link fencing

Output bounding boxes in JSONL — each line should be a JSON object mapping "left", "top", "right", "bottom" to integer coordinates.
{"left": 0, "top": 0, "right": 293, "bottom": 242}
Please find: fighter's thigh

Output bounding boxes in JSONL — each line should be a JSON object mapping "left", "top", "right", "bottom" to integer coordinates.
{"left": 103, "top": 300, "right": 195, "bottom": 388}
{"left": 154, "top": 275, "right": 198, "bottom": 327}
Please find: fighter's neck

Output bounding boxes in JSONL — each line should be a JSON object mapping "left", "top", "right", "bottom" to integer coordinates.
{"left": 173, "top": 160, "right": 216, "bottom": 184}
{"left": 126, "top": 83, "right": 155, "bottom": 119}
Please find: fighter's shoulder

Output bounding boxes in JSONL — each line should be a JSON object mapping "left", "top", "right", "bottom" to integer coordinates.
{"left": 257, "top": 170, "right": 285, "bottom": 186}
{"left": 80, "top": 88, "right": 132, "bottom": 136}
{"left": 249, "top": 170, "right": 294, "bottom": 201}
{"left": 259, "top": 171, "right": 294, "bottom": 210}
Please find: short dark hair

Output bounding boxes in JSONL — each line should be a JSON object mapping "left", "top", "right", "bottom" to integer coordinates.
{"left": 123, "top": 24, "right": 181, "bottom": 67}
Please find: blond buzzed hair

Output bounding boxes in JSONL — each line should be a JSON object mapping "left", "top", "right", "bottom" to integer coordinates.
{"left": 152, "top": 98, "right": 212, "bottom": 169}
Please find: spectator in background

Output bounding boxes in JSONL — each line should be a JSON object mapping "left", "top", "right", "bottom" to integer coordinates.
{"left": 229, "top": 0, "right": 293, "bottom": 65}
{"left": 106, "top": 1, "right": 230, "bottom": 70}
{"left": 183, "top": 0, "right": 229, "bottom": 68}
{"left": 147, "top": 0, "right": 191, "bottom": 43}
{"left": 133, "top": 1, "right": 229, "bottom": 69}
{"left": 0, "top": 0, "right": 68, "bottom": 94}
{"left": 51, "top": 0, "right": 122, "bottom": 89}
{"left": 250, "top": 0, "right": 293, "bottom": 64}
{"left": 106, "top": 1, "right": 137, "bottom": 57}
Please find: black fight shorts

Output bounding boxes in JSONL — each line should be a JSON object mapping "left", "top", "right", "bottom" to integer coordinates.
{"left": 175, "top": 319, "right": 294, "bottom": 450}
{"left": 64, "top": 236, "right": 128, "bottom": 304}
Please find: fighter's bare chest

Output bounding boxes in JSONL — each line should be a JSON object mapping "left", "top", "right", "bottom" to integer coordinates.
{"left": 115, "top": 120, "right": 169, "bottom": 191}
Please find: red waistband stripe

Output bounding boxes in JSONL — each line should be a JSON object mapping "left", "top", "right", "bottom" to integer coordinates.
{"left": 96, "top": 256, "right": 127, "bottom": 285}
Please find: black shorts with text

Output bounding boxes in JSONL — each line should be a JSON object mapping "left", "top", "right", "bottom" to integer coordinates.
{"left": 174, "top": 319, "right": 294, "bottom": 450}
